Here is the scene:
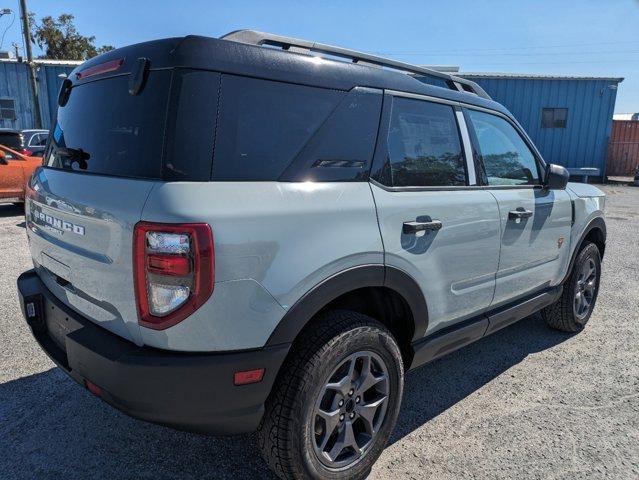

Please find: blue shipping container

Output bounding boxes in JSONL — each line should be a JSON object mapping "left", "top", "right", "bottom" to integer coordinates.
{"left": 0, "top": 60, "right": 77, "bottom": 130}
{"left": 460, "top": 74, "right": 623, "bottom": 176}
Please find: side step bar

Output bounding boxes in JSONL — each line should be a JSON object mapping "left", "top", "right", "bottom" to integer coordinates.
{"left": 410, "top": 286, "right": 562, "bottom": 370}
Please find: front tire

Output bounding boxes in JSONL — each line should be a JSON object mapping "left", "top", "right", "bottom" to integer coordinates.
{"left": 542, "top": 242, "right": 601, "bottom": 332}
{"left": 257, "top": 310, "right": 404, "bottom": 480}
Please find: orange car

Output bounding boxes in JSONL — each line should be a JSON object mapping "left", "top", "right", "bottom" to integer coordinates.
{"left": 0, "top": 145, "right": 42, "bottom": 203}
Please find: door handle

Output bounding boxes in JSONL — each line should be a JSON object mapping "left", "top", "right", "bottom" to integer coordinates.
{"left": 508, "top": 207, "right": 533, "bottom": 220}
{"left": 403, "top": 219, "right": 443, "bottom": 234}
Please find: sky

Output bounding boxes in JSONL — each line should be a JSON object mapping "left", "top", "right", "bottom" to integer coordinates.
{"left": 1, "top": 0, "right": 637, "bottom": 112}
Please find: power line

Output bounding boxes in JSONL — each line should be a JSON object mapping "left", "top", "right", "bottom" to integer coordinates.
{"left": 465, "top": 59, "right": 636, "bottom": 66}
{"left": 374, "top": 39, "right": 639, "bottom": 55}
{"left": 383, "top": 50, "right": 639, "bottom": 58}
{"left": 0, "top": 10, "right": 15, "bottom": 50}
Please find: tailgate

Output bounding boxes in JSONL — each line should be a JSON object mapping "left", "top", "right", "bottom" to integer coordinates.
{"left": 26, "top": 168, "right": 156, "bottom": 345}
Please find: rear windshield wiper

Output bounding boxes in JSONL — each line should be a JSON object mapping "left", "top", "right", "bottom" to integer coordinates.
{"left": 55, "top": 147, "right": 91, "bottom": 170}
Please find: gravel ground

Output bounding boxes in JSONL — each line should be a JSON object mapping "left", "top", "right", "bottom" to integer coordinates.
{"left": 0, "top": 185, "right": 638, "bottom": 479}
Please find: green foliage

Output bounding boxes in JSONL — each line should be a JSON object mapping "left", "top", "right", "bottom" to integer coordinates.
{"left": 390, "top": 152, "right": 467, "bottom": 186}
{"left": 28, "top": 13, "right": 114, "bottom": 61}
{"left": 483, "top": 151, "right": 533, "bottom": 183}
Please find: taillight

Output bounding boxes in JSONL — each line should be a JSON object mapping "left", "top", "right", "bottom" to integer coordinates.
{"left": 133, "top": 222, "right": 214, "bottom": 330}
{"left": 19, "top": 149, "right": 33, "bottom": 156}
{"left": 147, "top": 254, "right": 191, "bottom": 276}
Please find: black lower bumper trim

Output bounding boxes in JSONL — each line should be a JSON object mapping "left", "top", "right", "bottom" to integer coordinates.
{"left": 17, "top": 269, "right": 289, "bottom": 435}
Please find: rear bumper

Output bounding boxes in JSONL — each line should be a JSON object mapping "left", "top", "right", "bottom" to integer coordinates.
{"left": 17, "top": 269, "right": 289, "bottom": 435}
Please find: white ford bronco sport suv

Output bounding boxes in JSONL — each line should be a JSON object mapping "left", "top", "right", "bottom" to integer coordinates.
{"left": 17, "top": 30, "right": 606, "bottom": 480}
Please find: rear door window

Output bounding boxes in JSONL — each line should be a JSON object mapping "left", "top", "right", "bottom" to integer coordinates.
{"left": 379, "top": 97, "right": 467, "bottom": 187}
{"left": 212, "top": 75, "right": 342, "bottom": 181}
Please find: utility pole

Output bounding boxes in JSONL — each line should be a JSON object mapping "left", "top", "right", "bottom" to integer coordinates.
{"left": 18, "top": 0, "right": 42, "bottom": 128}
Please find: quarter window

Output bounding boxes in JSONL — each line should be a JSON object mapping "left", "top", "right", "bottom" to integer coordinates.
{"left": 468, "top": 109, "right": 540, "bottom": 186}
{"left": 383, "top": 97, "right": 466, "bottom": 187}
{"left": 213, "top": 75, "right": 342, "bottom": 181}
{"left": 541, "top": 108, "right": 568, "bottom": 128}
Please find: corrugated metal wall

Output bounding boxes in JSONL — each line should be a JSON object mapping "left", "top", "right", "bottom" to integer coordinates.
{"left": 0, "top": 62, "right": 36, "bottom": 130}
{"left": 0, "top": 61, "right": 75, "bottom": 130}
{"left": 37, "top": 64, "right": 76, "bottom": 128}
{"left": 607, "top": 120, "right": 639, "bottom": 176}
{"left": 461, "top": 77, "right": 620, "bottom": 176}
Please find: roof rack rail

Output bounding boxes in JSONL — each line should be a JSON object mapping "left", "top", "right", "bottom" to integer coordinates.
{"left": 220, "top": 30, "right": 491, "bottom": 100}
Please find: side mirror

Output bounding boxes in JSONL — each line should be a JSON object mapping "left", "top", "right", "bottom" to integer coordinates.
{"left": 0, "top": 150, "right": 6, "bottom": 165}
{"left": 544, "top": 163, "right": 569, "bottom": 190}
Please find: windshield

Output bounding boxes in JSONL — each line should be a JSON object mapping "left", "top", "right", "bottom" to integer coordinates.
{"left": 45, "top": 71, "right": 171, "bottom": 179}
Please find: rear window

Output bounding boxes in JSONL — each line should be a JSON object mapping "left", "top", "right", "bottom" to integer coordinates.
{"left": 212, "top": 75, "right": 342, "bottom": 181}
{"left": 46, "top": 71, "right": 171, "bottom": 179}
{"left": 0, "top": 132, "right": 22, "bottom": 149}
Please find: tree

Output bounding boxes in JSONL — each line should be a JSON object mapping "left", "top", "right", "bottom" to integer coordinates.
{"left": 28, "top": 13, "right": 114, "bottom": 61}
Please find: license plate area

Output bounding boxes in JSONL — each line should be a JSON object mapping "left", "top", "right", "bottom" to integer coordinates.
{"left": 40, "top": 253, "right": 72, "bottom": 284}
{"left": 45, "top": 300, "right": 72, "bottom": 353}
{"left": 23, "top": 293, "right": 75, "bottom": 370}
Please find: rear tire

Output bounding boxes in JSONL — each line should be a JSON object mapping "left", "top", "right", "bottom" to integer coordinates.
{"left": 257, "top": 310, "right": 404, "bottom": 480}
{"left": 542, "top": 242, "right": 601, "bottom": 332}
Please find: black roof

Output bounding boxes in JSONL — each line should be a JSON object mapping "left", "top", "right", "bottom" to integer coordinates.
{"left": 70, "top": 34, "right": 509, "bottom": 115}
